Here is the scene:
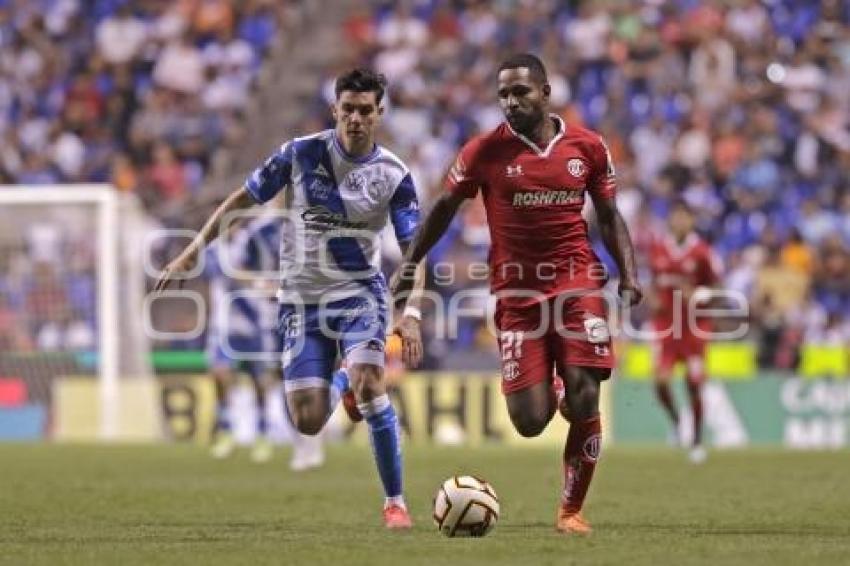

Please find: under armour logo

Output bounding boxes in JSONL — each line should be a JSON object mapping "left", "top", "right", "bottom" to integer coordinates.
{"left": 505, "top": 164, "right": 523, "bottom": 177}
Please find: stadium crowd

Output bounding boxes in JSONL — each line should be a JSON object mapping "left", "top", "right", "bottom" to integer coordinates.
{"left": 0, "top": 0, "right": 296, "bottom": 352}
{"left": 2, "top": 0, "right": 849, "bottom": 374}
{"left": 317, "top": 0, "right": 850, "bottom": 371}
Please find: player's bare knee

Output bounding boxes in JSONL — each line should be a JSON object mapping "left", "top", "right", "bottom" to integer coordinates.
{"left": 286, "top": 390, "right": 329, "bottom": 435}
{"left": 507, "top": 406, "right": 549, "bottom": 437}
{"left": 289, "top": 407, "right": 325, "bottom": 436}
{"left": 349, "top": 363, "right": 385, "bottom": 402}
{"left": 511, "top": 415, "right": 548, "bottom": 438}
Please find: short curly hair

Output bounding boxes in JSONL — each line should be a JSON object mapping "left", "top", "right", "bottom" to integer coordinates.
{"left": 498, "top": 53, "right": 548, "bottom": 84}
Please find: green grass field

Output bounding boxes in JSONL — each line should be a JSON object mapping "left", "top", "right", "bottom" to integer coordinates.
{"left": 1, "top": 444, "right": 849, "bottom": 565}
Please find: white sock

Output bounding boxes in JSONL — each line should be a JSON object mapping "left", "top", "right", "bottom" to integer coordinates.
{"left": 384, "top": 495, "right": 406, "bottom": 510}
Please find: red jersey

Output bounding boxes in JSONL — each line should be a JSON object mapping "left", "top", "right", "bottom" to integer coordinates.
{"left": 648, "top": 232, "right": 721, "bottom": 326}
{"left": 445, "top": 116, "right": 617, "bottom": 308}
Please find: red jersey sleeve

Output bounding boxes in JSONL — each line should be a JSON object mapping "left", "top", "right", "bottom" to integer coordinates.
{"left": 445, "top": 137, "right": 484, "bottom": 199}
{"left": 698, "top": 244, "right": 723, "bottom": 286}
{"left": 587, "top": 136, "right": 617, "bottom": 200}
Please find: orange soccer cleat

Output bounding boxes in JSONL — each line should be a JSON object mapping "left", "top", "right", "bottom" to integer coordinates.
{"left": 555, "top": 506, "right": 592, "bottom": 535}
{"left": 383, "top": 504, "right": 413, "bottom": 529}
{"left": 342, "top": 390, "right": 363, "bottom": 423}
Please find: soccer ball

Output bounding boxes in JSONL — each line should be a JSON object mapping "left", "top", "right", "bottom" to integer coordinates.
{"left": 433, "top": 475, "right": 500, "bottom": 537}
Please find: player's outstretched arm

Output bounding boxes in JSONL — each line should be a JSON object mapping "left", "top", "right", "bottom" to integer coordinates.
{"left": 389, "top": 190, "right": 466, "bottom": 301}
{"left": 591, "top": 193, "right": 643, "bottom": 306}
{"left": 391, "top": 242, "right": 427, "bottom": 369}
{"left": 154, "top": 187, "right": 256, "bottom": 292}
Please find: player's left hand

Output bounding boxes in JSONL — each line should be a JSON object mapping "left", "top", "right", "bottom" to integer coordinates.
{"left": 619, "top": 277, "right": 644, "bottom": 307}
{"left": 393, "top": 315, "right": 423, "bottom": 369}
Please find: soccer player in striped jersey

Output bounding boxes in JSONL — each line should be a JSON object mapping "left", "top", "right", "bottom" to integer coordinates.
{"left": 156, "top": 68, "right": 424, "bottom": 529}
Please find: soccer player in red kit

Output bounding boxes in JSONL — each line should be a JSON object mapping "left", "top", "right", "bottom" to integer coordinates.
{"left": 391, "top": 53, "right": 642, "bottom": 535}
{"left": 648, "top": 200, "right": 721, "bottom": 464}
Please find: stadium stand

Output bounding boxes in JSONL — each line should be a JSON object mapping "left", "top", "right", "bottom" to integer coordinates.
{"left": 2, "top": 0, "right": 849, "bottom": 374}
{"left": 321, "top": 0, "right": 850, "bottom": 372}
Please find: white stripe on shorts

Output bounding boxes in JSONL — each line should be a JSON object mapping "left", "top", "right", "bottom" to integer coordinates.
{"left": 346, "top": 342, "right": 386, "bottom": 367}
{"left": 284, "top": 377, "right": 329, "bottom": 393}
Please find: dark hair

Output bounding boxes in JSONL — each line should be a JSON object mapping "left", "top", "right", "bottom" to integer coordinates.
{"left": 670, "top": 198, "right": 693, "bottom": 215}
{"left": 498, "top": 53, "right": 548, "bottom": 83}
{"left": 334, "top": 68, "right": 387, "bottom": 104}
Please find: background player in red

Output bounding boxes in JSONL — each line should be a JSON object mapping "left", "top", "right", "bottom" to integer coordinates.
{"left": 648, "top": 200, "right": 722, "bottom": 464}
{"left": 391, "top": 53, "right": 641, "bottom": 535}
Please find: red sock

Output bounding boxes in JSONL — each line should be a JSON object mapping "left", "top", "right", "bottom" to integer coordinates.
{"left": 688, "top": 383, "right": 703, "bottom": 446}
{"left": 562, "top": 414, "right": 601, "bottom": 514}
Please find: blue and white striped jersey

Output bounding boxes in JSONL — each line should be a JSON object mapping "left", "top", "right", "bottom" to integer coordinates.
{"left": 244, "top": 129, "right": 420, "bottom": 303}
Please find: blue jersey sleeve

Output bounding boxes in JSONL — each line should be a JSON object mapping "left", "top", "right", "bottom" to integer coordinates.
{"left": 245, "top": 142, "right": 294, "bottom": 203}
{"left": 389, "top": 173, "right": 421, "bottom": 244}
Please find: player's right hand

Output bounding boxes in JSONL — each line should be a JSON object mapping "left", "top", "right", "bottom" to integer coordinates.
{"left": 393, "top": 314, "right": 423, "bottom": 369}
{"left": 154, "top": 249, "right": 199, "bottom": 293}
{"left": 618, "top": 278, "right": 644, "bottom": 307}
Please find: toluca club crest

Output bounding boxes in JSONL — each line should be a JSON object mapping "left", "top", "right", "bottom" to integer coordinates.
{"left": 567, "top": 158, "right": 585, "bottom": 178}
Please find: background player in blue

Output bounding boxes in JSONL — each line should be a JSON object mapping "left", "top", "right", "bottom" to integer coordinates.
{"left": 205, "top": 215, "right": 326, "bottom": 470}
{"left": 203, "top": 227, "right": 274, "bottom": 463}
{"left": 155, "top": 68, "right": 425, "bottom": 529}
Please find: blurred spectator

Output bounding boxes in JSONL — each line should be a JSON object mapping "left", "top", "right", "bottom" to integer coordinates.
{"left": 48, "top": 124, "right": 85, "bottom": 181}
{"left": 674, "top": 110, "right": 712, "bottom": 171}
{"left": 781, "top": 229, "right": 814, "bottom": 276}
{"left": 377, "top": 3, "right": 429, "bottom": 49}
{"left": 689, "top": 35, "right": 735, "bottom": 112}
{"left": 0, "top": 293, "right": 32, "bottom": 352}
{"left": 797, "top": 198, "right": 838, "bottom": 245}
{"left": 753, "top": 247, "right": 810, "bottom": 319}
{"left": 725, "top": 0, "right": 770, "bottom": 46}
{"left": 805, "top": 309, "right": 850, "bottom": 348}
{"left": 193, "top": 0, "right": 235, "bottom": 41}
{"left": 154, "top": 33, "right": 205, "bottom": 94}
{"left": 95, "top": 3, "right": 147, "bottom": 65}
{"left": 36, "top": 308, "right": 95, "bottom": 352}
{"left": 110, "top": 152, "right": 139, "bottom": 192}
{"left": 752, "top": 247, "right": 809, "bottom": 369}
{"left": 3, "top": 1, "right": 850, "bottom": 370}
{"left": 146, "top": 142, "right": 187, "bottom": 204}
{"left": 25, "top": 262, "right": 68, "bottom": 336}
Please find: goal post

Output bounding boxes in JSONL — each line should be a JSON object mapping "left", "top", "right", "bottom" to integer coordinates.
{"left": 0, "top": 185, "right": 154, "bottom": 440}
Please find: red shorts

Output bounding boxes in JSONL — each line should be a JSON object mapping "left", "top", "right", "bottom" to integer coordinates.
{"left": 653, "top": 325, "right": 707, "bottom": 384}
{"left": 495, "top": 293, "right": 615, "bottom": 395}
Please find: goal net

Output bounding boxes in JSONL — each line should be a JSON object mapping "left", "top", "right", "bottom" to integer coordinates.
{"left": 0, "top": 185, "right": 154, "bottom": 440}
